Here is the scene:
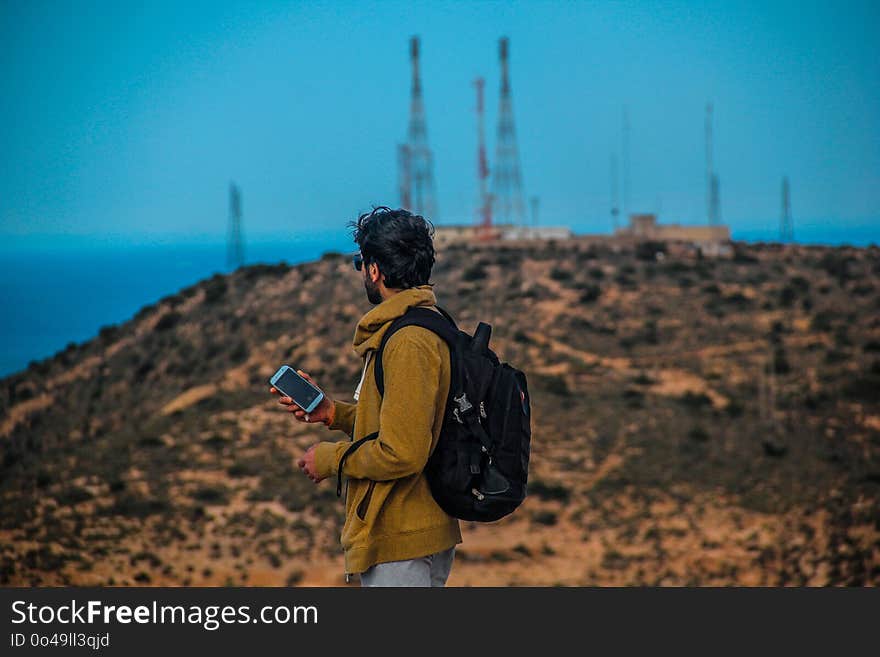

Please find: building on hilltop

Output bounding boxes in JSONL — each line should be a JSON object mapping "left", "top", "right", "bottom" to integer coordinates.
{"left": 614, "top": 213, "right": 731, "bottom": 256}
{"left": 499, "top": 226, "right": 574, "bottom": 242}
{"left": 433, "top": 224, "right": 509, "bottom": 247}
{"left": 433, "top": 223, "right": 573, "bottom": 247}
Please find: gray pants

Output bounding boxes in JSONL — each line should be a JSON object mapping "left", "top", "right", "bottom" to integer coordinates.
{"left": 360, "top": 547, "right": 455, "bottom": 587}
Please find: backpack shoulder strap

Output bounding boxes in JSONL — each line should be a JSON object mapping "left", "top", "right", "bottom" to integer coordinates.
{"left": 433, "top": 305, "right": 458, "bottom": 329}
{"left": 374, "top": 306, "right": 459, "bottom": 397}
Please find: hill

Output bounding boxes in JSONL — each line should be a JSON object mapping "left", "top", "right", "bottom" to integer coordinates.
{"left": 1, "top": 239, "right": 878, "bottom": 585}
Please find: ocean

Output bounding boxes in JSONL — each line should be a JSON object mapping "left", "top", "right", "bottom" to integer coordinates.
{"left": 0, "top": 236, "right": 353, "bottom": 379}
{"left": 0, "top": 224, "right": 876, "bottom": 379}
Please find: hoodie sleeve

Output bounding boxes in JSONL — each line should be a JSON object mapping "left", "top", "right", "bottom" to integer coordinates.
{"left": 325, "top": 400, "right": 356, "bottom": 437}
{"left": 312, "top": 326, "right": 447, "bottom": 482}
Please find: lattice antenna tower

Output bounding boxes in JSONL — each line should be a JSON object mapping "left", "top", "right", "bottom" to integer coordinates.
{"left": 398, "top": 144, "right": 411, "bottom": 210}
{"left": 474, "top": 77, "right": 493, "bottom": 241}
{"left": 227, "top": 182, "right": 244, "bottom": 270}
{"left": 405, "top": 36, "right": 437, "bottom": 219}
{"left": 780, "top": 176, "right": 794, "bottom": 242}
{"left": 491, "top": 37, "right": 526, "bottom": 227}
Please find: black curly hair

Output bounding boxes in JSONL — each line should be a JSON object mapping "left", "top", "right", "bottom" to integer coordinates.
{"left": 347, "top": 206, "right": 436, "bottom": 289}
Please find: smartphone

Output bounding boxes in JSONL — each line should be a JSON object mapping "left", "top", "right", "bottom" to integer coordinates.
{"left": 270, "top": 365, "right": 325, "bottom": 413}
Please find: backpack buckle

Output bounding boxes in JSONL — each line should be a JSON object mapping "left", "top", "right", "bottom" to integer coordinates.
{"left": 452, "top": 393, "right": 474, "bottom": 425}
{"left": 454, "top": 393, "right": 473, "bottom": 413}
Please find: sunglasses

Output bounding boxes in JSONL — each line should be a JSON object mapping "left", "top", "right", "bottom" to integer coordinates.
{"left": 352, "top": 253, "right": 364, "bottom": 271}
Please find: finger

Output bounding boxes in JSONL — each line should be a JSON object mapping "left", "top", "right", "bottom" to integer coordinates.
{"left": 297, "top": 370, "right": 312, "bottom": 382}
{"left": 269, "top": 387, "right": 277, "bottom": 395}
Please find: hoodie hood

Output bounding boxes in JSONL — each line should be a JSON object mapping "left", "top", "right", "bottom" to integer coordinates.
{"left": 352, "top": 284, "right": 437, "bottom": 357}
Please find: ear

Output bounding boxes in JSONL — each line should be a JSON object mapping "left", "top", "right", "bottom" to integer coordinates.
{"left": 369, "top": 262, "right": 381, "bottom": 283}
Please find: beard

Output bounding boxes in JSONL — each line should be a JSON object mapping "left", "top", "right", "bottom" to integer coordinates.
{"left": 364, "top": 276, "right": 383, "bottom": 305}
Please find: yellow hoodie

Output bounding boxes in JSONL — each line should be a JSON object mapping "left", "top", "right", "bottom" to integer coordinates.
{"left": 313, "top": 284, "right": 462, "bottom": 575}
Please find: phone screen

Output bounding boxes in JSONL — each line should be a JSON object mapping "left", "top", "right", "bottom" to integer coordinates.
{"left": 275, "top": 368, "right": 321, "bottom": 409}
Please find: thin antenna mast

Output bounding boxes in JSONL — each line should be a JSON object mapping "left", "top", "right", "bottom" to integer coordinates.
{"left": 780, "top": 176, "right": 794, "bottom": 242}
{"left": 610, "top": 153, "right": 620, "bottom": 232}
{"left": 622, "top": 106, "right": 631, "bottom": 220}
{"left": 227, "top": 182, "right": 244, "bottom": 270}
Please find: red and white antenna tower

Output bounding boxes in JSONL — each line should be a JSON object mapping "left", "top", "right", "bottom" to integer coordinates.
{"left": 474, "top": 78, "right": 493, "bottom": 242}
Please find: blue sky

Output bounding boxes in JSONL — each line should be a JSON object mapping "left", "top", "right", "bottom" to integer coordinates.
{"left": 1, "top": 0, "right": 878, "bottom": 244}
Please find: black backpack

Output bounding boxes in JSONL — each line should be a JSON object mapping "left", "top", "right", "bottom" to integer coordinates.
{"left": 336, "top": 305, "right": 531, "bottom": 522}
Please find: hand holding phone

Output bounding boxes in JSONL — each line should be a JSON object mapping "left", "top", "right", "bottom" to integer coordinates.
{"left": 269, "top": 367, "right": 334, "bottom": 425}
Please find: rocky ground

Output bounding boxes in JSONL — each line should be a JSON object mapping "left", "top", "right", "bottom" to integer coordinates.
{"left": 1, "top": 238, "right": 878, "bottom": 586}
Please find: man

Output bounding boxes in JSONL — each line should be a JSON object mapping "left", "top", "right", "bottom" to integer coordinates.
{"left": 270, "top": 206, "right": 461, "bottom": 587}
